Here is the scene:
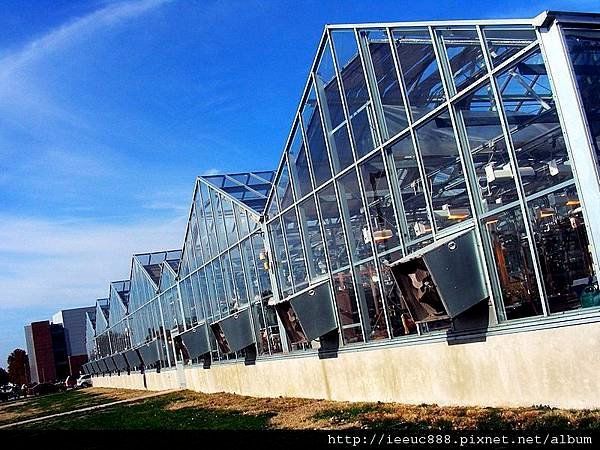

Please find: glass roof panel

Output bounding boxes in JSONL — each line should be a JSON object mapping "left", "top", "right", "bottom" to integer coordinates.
{"left": 200, "top": 171, "right": 276, "bottom": 214}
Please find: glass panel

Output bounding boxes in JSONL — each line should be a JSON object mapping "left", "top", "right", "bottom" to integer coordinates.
{"left": 392, "top": 28, "right": 445, "bottom": 120}
{"left": 298, "top": 195, "right": 327, "bottom": 279}
{"left": 236, "top": 205, "right": 250, "bottom": 238}
{"left": 564, "top": 29, "right": 600, "bottom": 171}
{"left": 416, "top": 107, "right": 472, "bottom": 230}
{"left": 229, "top": 246, "right": 249, "bottom": 308}
{"left": 359, "top": 152, "right": 401, "bottom": 253}
{"left": 241, "top": 238, "right": 260, "bottom": 303}
{"left": 288, "top": 123, "right": 313, "bottom": 198}
{"left": 275, "top": 158, "right": 294, "bottom": 211}
{"left": 211, "top": 191, "right": 227, "bottom": 253}
{"left": 528, "top": 186, "right": 597, "bottom": 313}
{"left": 496, "top": 50, "right": 573, "bottom": 197}
{"left": 332, "top": 268, "right": 364, "bottom": 344}
{"left": 482, "top": 207, "right": 543, "bottom": 320}
{"left": 282, "top": 208, "right": 308, "bottom": 291}
{"left": 269, "top": 218, "right": 293, "bottom": 296}
{"left": 483, "top": 27, "right": 537, "bottom": 68}
{"left": 252, "top": 233, "right": 272, "bottom": 298}
{"left": 332, "top": 30, "right": 378, "bottom": 158}
{"left": 438, "top": 28, "right": 487, "bottom": 93}
{"left": 212, "top": 258, "right": 229, "bottom": 317}
{"left": 337, "top": 170, "right": 373, "bottom": 262}
{"left": 317, "top": 183, "right": 350, "bottom": 271}
{"left": 222, "top": 197, "right": 237, "bottom": 247}
{"left": 361, "top": 29, "right": 408, "bottom": 138}
{"left": 456, "top": 83, "right": 519, "bottom": 211}
{"left": 315, "top": 41, "right": 345, "bottom": 129}
{"left": 328, "top": 122, "right": 354, "bottom": 173}
{"left": 304, "top": 102, "right": 333, "bottom": 187}
{"left": 221, "top": 252, "right": 236, "bottom": 313}
{"left": 202, "top": 184, "right": 218, "bottom": 258}
{"left": 389, "top": 134, "right": 433, "bottom": 242}
{"left": 355, "top": 260, "right": 388, "bottom": 340}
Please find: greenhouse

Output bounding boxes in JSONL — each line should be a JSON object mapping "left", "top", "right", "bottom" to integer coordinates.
{"left": 84, "top": 10, "right": 600, "bottom": 408}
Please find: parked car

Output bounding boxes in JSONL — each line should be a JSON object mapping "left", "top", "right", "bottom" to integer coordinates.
{"left": 65, "top": 375, "right": 77, "bottom": 389}
{"left": 76, "top": 374, "right": 92, "bottom": 388}
{"left": 33, "top": 382, "right": 60, "bottom": 396}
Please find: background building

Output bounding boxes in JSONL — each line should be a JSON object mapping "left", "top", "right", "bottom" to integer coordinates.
{"left": 25, "top": 306, "right": 94, "bottom": 383}
{"left": 85, "top": 10, "right": 600, "bottom": 408}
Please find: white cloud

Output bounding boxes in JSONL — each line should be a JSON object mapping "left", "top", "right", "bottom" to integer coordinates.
{"left": 0, "top": 214, "right": 186, "bottom": 309}
{"left": 0, "top": 0, "right": 171, "bottom": 130}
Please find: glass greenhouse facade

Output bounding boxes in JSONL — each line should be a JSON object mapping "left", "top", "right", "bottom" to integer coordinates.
{"left": 84, "top": 11, "right": 600, "bottom": 377}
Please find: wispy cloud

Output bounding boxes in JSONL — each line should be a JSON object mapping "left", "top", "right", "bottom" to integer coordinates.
{"left": 0, "top": 0, "right": 170, "bottom": 130}
{"left": 0, "top": 214, "right": 186, "bottom": 309}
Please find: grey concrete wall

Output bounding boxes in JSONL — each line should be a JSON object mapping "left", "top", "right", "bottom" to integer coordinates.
{"left": 93, "top": 321, "right": 600, "bottom": 409}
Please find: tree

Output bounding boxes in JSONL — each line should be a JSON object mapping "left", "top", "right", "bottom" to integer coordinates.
{"left": 0, "top": 367, "right": 8, "bottom": 386}
{"left": 7, "top": 349, "right": 30, "bottom": 385}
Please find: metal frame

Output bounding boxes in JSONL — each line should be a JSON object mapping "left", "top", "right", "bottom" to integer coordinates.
{"left": 90, "top": 11, "right": 600, "bottom": 368}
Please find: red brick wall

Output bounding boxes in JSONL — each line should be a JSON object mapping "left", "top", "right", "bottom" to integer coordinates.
{"left": 68, "top": 354, "right": 88, "bottom": 377}
{"left": 31, "top": 321, "right": 56, "bottom": 383}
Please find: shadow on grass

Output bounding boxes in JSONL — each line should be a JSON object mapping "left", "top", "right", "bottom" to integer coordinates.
{"left": 19, "top": 394, "right": 274, "bottom": 431}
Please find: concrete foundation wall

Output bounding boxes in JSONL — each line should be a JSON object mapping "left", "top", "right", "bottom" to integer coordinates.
{"left": 92, "top": 321, "right": 600, "bottom": 409}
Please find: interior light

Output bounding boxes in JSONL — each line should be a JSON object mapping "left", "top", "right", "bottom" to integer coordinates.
{"left": 373, "top": 229, "right": 393, "bottom": 242}
{"left": 414, "top": 222, "right": 431, "bottom": 236}
{"left": 435, "top": 205, "right": 470, "bottom": 220}
{"left": 537, "top": 207, "right": 555, "bottom": 219}
{"left": 485, "top": 218, "right": 499, "bottom": 226}
{"left": 566, "top": 199, "right": 580, "bottom": 206}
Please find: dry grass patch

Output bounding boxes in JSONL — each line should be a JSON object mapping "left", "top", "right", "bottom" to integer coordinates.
{"left": 164, "top": 391, "right": 600, "bottom": 431}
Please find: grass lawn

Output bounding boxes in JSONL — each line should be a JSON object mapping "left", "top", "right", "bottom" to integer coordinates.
{"left": 9, "top": 389, "right": 600, "bottom": 431}
{"left": 0, "top": 388, "right": 144, "bottom": 426}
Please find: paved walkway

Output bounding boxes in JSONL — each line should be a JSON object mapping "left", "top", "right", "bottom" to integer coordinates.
{"left": 0, "top": 389, "right": 179, "bottom": 429}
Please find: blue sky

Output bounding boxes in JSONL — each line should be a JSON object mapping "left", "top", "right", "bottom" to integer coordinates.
{"left": 0, "top": 0, "right": 598, "bottom": 368}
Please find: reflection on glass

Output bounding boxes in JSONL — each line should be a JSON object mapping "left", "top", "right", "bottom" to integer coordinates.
{"left": 483, "top": 207, "right": 542, "bottom": 319}
{"left": 355, "top": 260, "right": 388, "bottom": 340}
{"left": 275, "top": 158, "right": 293, "bottom": 211}
{"left": 317, "top": 183, "right": 350, "bottom": 270}
{"left": 288, "top": 123, "right": 313, "bottom": 198}
{"left": 392, "top": 28, "right": 445, "bottom": 120}
{"left": 389, "top": 134, "right": 432, "bottom": 242}
{"left": 337, "top": 170, "right": 373, "bottom": 262}
{"left": 497, "top": 51, "right": 572, "bottom": 197}
{"left": 329, "top": 122, "right": 355, "bottom": 173}
{"left": 305, "top": 103, "right": 333, "bottom": 187}
{"left": 298, "top": 195, "right": 327, "bottom": 279}
{"left": 456, "top": 83, "right": 519, "bottom": 211}
{"left": 528, "top": 187, "right": 597, "bottom": 313}
{"left": 361, "top": 29, "right": 408, "bottom": 138}
{"left": 438, "top": 28, "right": 487, "bottom": 93}
{"left": 565, "top": 29, "right": 600, "bottom": 171}
{"left": 331, "top": 30, "right": 378, "bottom": 158}
{"left": 332, "top": 268, "right": 364, "bottom": 344}
{"left": 269, "top": 218, "right": 293, "bottom": 296}
{"left": 416, "top": 108, "right": 472, "bottom": 230}
{"left": 483, "top": 27, "right": 536, "bottom": 68}
{"left": 282, "top": 208, "right": 308, "bottom": 291}
{"left": 230, "top": 246, "right": 248, "bottom": 308}
{"left": 315, "top": 41, "right": 345, "bottom": 129}
{"left": 222, "top": 197, "right": 237, "bottom": 247}
{"left": 359, "top": 153, "right": 401, "bottom": 253}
